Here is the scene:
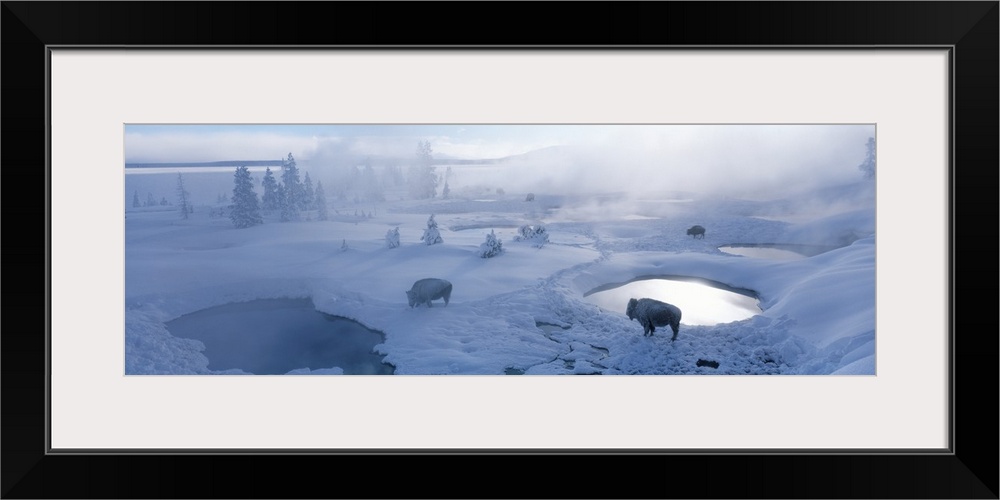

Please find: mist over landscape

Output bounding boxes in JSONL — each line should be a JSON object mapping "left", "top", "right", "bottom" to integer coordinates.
{"left": 126, "top": 124, "right": 873, "bottom": 200}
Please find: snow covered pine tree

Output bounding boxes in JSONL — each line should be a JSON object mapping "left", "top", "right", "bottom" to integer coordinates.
{"left": 420, "top": 214, "right": 443, "bottom": 245}
{"left": 280, "top": 153, "right": 303, "bottom": 221}
{"left": 385, "top": 227, "right": 401, "bottom": 248}
{"left": 857, "top": 137, "right": 876, "bottom": 180}
{"left": 229, "top": 166, "right": 263, "bottom": 228}
{"left": 514, "top": 224, "right": 548, "bottom": 247}
{"left": 478, "top": 229, "right": 504, "bottom": 258}
{"left": 314, "top": 180, "right": 328, "bottom": 220}
{"left": 261, "top": 167, "right": 279, "bottom": 212}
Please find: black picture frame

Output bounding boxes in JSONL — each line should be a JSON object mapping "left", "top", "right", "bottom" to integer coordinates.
{"left": 4, "top": 2, "right": 997, "bottom": 498}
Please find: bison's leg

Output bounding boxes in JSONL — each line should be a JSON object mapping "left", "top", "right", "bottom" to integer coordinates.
{"left": 643, "top": 319, "right": 655, "bottom": 336}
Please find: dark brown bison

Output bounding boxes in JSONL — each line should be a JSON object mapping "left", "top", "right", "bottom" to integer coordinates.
{"left": 406, "top": 278, "right": 453, "bottom": 308}
{"left": 626, "top": 298, "right": 683, "bottom": 340}
{"left": 686, "top": 225, "right": 706, "bottom": 239}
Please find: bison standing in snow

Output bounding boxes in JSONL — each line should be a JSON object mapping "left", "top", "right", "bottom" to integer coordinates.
{"left": 406, "top": 278, "right": 453, "bottom": 308}
{"left": 686, "top": 225, "right": 706, "bottom": 239}
{"left": 626, "top": 298, "right": 682, "bottom": 340}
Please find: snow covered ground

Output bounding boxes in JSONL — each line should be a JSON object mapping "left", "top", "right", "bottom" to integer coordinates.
{"left": 125, "top": 172, "right": 876, "bottom": 375}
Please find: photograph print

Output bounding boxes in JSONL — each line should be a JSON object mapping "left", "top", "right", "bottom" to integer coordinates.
{"left": 124, "top": 124, "right": 876, "bottom": 376}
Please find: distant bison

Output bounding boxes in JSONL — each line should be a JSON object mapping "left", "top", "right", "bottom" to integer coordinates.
{"left": 626, "top": 298, "right": 682, "bottom": 340}
{"left": 406, "top": 278, "right": 453, "bottom": 308}
{"left": 686, "top": 225, "right": 706, "bottom": 239}
{"left": 525, "top": 193, "right": 535, "bottom": 202}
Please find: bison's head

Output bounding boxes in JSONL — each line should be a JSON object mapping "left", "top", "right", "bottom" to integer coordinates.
{"left": 405, "top": 290, "right": 416, "bottom": 308}
{"left": 626, "top": 298, "right": 639, "bottom": 320}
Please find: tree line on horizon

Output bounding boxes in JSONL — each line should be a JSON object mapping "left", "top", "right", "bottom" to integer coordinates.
{"left": 225, "top": 141, "right": 442, "bottom": 229}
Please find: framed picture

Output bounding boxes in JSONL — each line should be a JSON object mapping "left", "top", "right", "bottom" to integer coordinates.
{"left": 6, "top": 2, "right": 996, "bottom": 498}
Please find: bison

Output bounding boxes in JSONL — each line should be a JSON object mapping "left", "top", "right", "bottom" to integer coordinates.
{"left": 525, "top": 193, "right": 535, "bottom": 202}
{"left": 406, "top": 278, "right": 453, "bottom": 308}
{"left": 686, "top": 225, "right": 706, "bottom": 239}
{"left": 626, "top": 298, "right": 682, "bottom": 340}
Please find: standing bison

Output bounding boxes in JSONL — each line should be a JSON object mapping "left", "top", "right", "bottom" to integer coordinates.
{"left": 686, "top": 225, "right": 706, "bottom": 239}
{"left": 406, "top": 278, "right": 453, "bottom": 308}
{"left": 626, "top": 298, "right": 682, "bottom": 340}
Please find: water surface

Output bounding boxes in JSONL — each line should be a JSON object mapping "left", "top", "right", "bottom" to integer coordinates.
{"left": 584, "top": 278, "right": 761, "bottom": 326}
{"left": 165, "top": 298, "right": 394, "bottom": 375}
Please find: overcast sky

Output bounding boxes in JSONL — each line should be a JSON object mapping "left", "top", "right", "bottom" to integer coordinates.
{"left": 124, "top": 124, "right": 875, "bottom": 196}
{"left": 125, "top": 124, "right": 595, "bottom": 162}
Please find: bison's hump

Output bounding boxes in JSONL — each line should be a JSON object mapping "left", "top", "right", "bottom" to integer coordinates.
{"left": 410, "top": 278, "right": 450, "bottom": 288}
{"left": 634, "top": 298, "right": 681, "bottom": 319}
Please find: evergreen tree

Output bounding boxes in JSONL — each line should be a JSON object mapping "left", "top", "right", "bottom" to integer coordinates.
{"left": 132, "top": 190, "right": 141, "bottom": 208}
{"left": 408, "top": 140, "right": 437, "bottom": 199}
{"left": 229, "top": 166, "right": 263, "bottom": 228}
{"left": 362, "top": 161, "right": 384, "bottom": 202}
{"left": 420, "top": 214, "right": 443, "bottom": 245}
{"left": 857, "top": 137, "right": 876, "bottom": 180}
{"left": 176, "top": 173, "right": 191, "bottom": 219}
{"left": 261, "top": 167, "right": 279, "bottom": 211}
{"left": 385, "top": 227, "right": 400, "bottom": 248}
{"left": 515, "top": 224, "right": 549, "bottom": 247}
{"left": 146, "top": 192, "right": 156, "bottom": 207}
{"left": 281, "top": 152, "right": 304, "bottom": 216}
{"left": 302, "top": 172, "right": 315, "bottom": 210}
{"left": 478, "top": 229, "right": 504, "bottom": 258}
{"left": 384, "top": 164, "right": 404, "bottom": 186}
{"left": 277, "top": 183, "right": 297, "bottom": 222}
{"left": 314, "top": 180, "right": 328, "bottom": 221}
{"left": 442, "top": 166, "right": 452, "bottom": 199}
